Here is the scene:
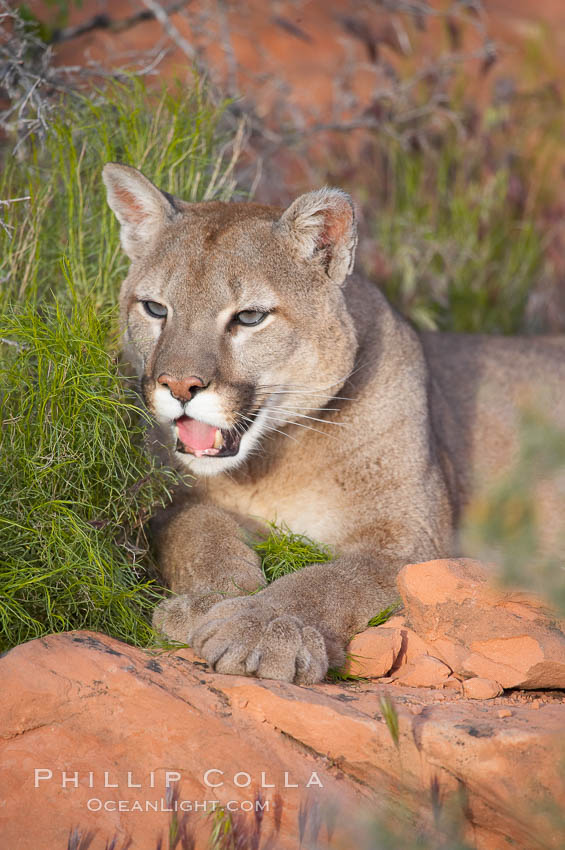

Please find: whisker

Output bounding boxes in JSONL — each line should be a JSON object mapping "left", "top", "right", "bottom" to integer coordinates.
{"left": 260, "top": 413, "right": 338, "bottom": 441}
{"left": 232, "top": 420, "right": 245, "bottom": 440}
{"left": 256, "top": 372, "right": 354, "bottom": 393}
{"left": 265, "top": 405, "right": 341, "bottom": 412}
{"left": 254, "top": 359, "right": 371, "bottom": 400}
{"left": 257, "top": 389, "right": 357, "bottom": 402}
{"left": 257, "top": 386, "right": 349, "bottom": 395}
{"left": 258, "top": 418, "right": 300, "bottom": 442}
{"left": 238, "top": 412, "right": 259, "bottom": 426}
{"left": 238, "top": 411, "right": 299, "bottom": 443}
{"left": 267, "top": 409, "right": 351, "bottom": 428}
{"left": 263, "top": 424, "right": 300, "bottom": 443}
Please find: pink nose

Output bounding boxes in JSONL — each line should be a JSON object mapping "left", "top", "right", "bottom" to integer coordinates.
{"left": 157, "top": 374, "right": 205, "bottom": 403}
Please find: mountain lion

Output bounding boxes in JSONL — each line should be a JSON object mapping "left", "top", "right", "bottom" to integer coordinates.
{"left": 103, "top": 163, "right": 565, "bottom": 684}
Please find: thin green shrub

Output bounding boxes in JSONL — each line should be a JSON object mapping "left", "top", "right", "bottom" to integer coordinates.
{"left": 0, "top": 288, "right": 178, "bottom": 650}
{"left": 374, "top": 139, "right": 544, "bottom": 333}
{"left": 0, "top": 76, "right": 240, "bottom": 310}
{"left": 0, "top": 77, "right": 240, "bottom": 650}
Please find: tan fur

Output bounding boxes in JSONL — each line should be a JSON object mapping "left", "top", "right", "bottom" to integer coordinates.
{"left": 103, "top": 163, "right": 565, "bottom": 685}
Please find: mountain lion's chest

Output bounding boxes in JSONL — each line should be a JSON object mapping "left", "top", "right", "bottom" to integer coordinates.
{"left": 202, "top": 469, "right": 346, "bottom": 546}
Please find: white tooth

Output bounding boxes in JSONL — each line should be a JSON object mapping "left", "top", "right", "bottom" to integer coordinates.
{"left": 213, "top": 429, "right": 224, "bottom": 449}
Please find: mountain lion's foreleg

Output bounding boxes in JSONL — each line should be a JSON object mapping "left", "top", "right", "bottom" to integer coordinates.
{"left": 152, "top": 504, "right": 265, "bottom": 642}
{"left": 153, "top": 501, "right": 446, "bottom": 682}
{"left": 155, "top": 526, "right": 422, "bottom": 683}
{"left": 187, "top": 549, "right": 410, "bottom": 684}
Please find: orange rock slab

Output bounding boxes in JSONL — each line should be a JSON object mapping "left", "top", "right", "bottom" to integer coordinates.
{"left": 462, "top": 678, "right": 504, "bottom": 700}
{"left": 1, "top": 631, "right": 564, "bottom": 850}
{"left": 397, "top": 559, "right": 565, "bottom": 689}
{"left": 345, "top": 626, "right": 402, "bottom": 677}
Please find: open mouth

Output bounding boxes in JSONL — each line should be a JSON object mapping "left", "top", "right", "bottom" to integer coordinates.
{"left": 174, "top": 415, "right": 246, "bottom": 458}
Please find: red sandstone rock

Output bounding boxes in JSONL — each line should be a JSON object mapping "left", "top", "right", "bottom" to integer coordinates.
{"left": 397, "top": 559, "right": 565, "bottom": 689}
{"left": 462, "top": 678, "right": 504, "bottom": 700}
{"left": 391, "top": 655, "right": 452, "bottom": 687}
{"left": 1, "top": 631, "right": 564, "bottom": 850}
{"left": 380, "top": 615, "right": 406, "bottom": 629}
{"left": 346, "top": 627, "right": 402, "bottom": 677}
{"left": 347, "top": 615, "right": 435, "bottom": 682}
{"left": 378, "top": 621, "right": 432, "bottom": 667}
{"left": 443, "top": 676, "right": 463, "bottom": 693}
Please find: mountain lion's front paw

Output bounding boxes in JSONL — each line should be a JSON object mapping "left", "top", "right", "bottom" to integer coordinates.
{"left": 153, "top": 593, "right": 224, "bottom": 642}
{"left": 189, "top": 597, "right": 329, "bottom": 685}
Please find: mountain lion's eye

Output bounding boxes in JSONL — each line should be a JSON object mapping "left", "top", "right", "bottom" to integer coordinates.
{"left": 143, "top": 300, "right": 168, "bottom": 319}
{"left": 235, "top": 310, "right": 268, "bottom": 326}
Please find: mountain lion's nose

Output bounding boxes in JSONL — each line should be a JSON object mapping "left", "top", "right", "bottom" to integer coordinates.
{"left": 157, "top": 374, "right": 206, "bottom": 403}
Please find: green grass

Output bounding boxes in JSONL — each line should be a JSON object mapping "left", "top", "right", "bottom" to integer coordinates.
{"left": 0, "top": 76, "right": 239, "bottom": 311}
{"left": 375, "top": 142, "right": 544, "bottom": 334}
{"left": 0, "top": 77, "right": 241, "bottom": 652}
{"left": 379, "top": 693, "right": 400, "bottom": 748}
{"left": 252, "top": 522, "right": 333, "bottom": 584}
{"left": 367, "top": 603, "right": 400, "bottom": 628}
{"left": 0, "top": 287, "right": 178, "bottom": 650}
{"left": 325, "top": 656, "right": 368, "bottom": 684}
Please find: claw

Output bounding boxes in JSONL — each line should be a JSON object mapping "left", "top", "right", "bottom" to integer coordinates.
{"left": 185, "top": 598, "right": 331, "bottom": 684}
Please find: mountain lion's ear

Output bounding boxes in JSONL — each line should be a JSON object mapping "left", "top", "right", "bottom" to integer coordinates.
{"left": 276, "top": 188, "right": 357, "bottom": 284}
{"left": 102, "top": 163, "right": 179, "bottom": 261}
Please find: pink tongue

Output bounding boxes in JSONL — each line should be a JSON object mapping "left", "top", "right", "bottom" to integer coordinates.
{"left": 176, "top": 416, "right": 218, "bottom": 451}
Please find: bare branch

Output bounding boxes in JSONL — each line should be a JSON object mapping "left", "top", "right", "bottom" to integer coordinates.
{"left": 50, "top": 0, "right": 192, "bottom": 45}
{"left": 140, "top": 0, "right": 203, "bottom": 71}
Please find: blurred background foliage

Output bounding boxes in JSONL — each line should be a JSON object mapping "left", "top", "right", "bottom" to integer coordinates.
{"left": 464, "top": 411, "right": 565, "bottom": 616}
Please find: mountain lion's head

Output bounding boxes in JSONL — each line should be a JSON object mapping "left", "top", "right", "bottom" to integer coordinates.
{"left": 103, "top": 163, "right": 358, "bottom": 476}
